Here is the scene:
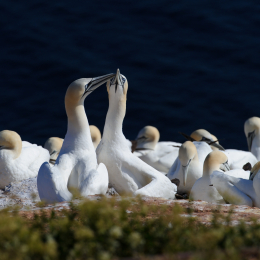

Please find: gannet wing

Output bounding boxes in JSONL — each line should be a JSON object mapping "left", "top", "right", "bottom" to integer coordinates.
{"left": 226, "top": 169, "right": 250, "bottom": 179}
{"left": 122, "top": 155, "right": 177, "bottom": 199}
{"left": 79, "top": 163, "right": 108, "bottom": 196}
{"left": 134, "top": 176, "right": 177, "bottom": 199}
{"left": 167, "top": 157, "right": 181, "bottom": 180}
{"left": 21, "top": 144, "right": 50, "bottom": 173}
{"left": 154, "top": 142, "right": 180, "bottom": 158}
{"left": 159, "top": 149, "right": 179, "bottom": 171}
{"left": 225, "top": 149, "right": 258, "bottom": 170}
{"left": 210, "top": 171, "right": 253, "bottom": 206}
{"left": 37, "top": 162, "right": 72, "bottom": 203}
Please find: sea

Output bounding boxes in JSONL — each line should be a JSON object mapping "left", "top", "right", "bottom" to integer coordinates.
{"left": 1, "top": 0, "right": 260, "bottom": 150}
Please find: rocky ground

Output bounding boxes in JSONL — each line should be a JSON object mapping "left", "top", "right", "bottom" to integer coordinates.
{"left": 1, "top": 177, "right": 260, "bottom": 225}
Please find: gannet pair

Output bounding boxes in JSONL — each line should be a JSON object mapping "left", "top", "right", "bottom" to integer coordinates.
{"left": 190, "top": 151, "right": 250, "bottom": 203}
{"left": 210, "top": 162, "right": 260, "bottom": 207}
{"left": 38, "top": 74, "right": 114, "bottom": 203}
{"left": 167, "top": 141, "right": 212, "bottom": 194}
{"left": 133, "top": 126, "right": 181, "bottom": 174}
{"left": 0, "top": 130, "right": 49, "bottom": 188}
{"left": 166, "top": 129, "right": 222, "bottom": 195}
{"left": 44, "top": 125, "right": 101, "bottom": 164}
{"left": 96, "top": 69, "right": 177, "bottom": 199}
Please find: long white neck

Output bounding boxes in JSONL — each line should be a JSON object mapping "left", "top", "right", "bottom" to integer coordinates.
{"left": 64, "top": 99, "right": 93, "bottom": 150}
{"left": 103, "top": 94, "right": 126, "bottom": 142}
{"left": 251, "top": 135, "right": 260, "bottom": 160}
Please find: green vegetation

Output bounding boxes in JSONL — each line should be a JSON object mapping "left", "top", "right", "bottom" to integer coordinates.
{"left": 0, "top": 197, "right": 259, "bottom": 259}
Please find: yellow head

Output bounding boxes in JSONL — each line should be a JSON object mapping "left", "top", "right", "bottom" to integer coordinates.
{"left": 179, "top": 141, "right": 198, "bottom": 186}
{"left": 44, "top": 137, "right": 64, "bottom": 163}
{"left": 89, "top": 125, "right": 101, "bottom": 149}
{"left": 244, "top": 117, "right": 260, "bottom": 151}
{"left": 191, "top": 129, "right": 212, "bottom": 141}
{"left": 250, "top": 161, "right": 260, "bottom": 180}
{"left": 0, "top": 130, "right": 22, "bottom": 159}
{"left": 203, "top": 151, "right": 230, "bottom": 176}
{"left": 135, "top": 126, "right": 160, "bottom": 150}
{"left": 106, "top": 69, "right": 128, "bottom": 99}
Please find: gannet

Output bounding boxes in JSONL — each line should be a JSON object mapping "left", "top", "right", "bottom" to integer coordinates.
{"left": 0, "top": 130, "right": 49, "bottom": 188}
{"left": 244, "top": 117, "right": 260, "bottom": 160}
{"left": 96, "top": 69, "right": 177, "bottom": 199}
{"left": 37, "top": 73, "right": 114, "bottom": 203}
{"left": 190, "top": 130, "right": 257, "bottom": 169}
{"left": 210, "top": 162, "right": 260, "bottom": 207}
{"left": 89, "top": 125, "right": 101, "bottom": 149}
{"left": 190, "top": 151, "right": 249, "bottom": 203}
{"left": 43, "top": 125, "right": 101, "bottom": 165}
{"left": 44, "top": 137, "right": 64, "bottom": 165}
{"left": 167, "top": 141, "right": 212, "bottom": 194}
{"left": 190, "top": 129, "right": 225, "bottom": 150}
{"left": 133, "top": 126, "right": 181, "bottom": 175}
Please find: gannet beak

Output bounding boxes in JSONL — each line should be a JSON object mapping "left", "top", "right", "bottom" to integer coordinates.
{"left": 249, "top": 171, "right": 255, "bottom": 180}
{"left": 222, "top": 161, "right": 230, "bottom": 172}
{"left": 209, "top": 141, "right": 225, "bottom": 151}
{"left": 83, "top": 73, "right": 115, "bottom": 97}
{"left": 247, "top": 130, "right": 255, "bottom": 152}
{"left": 182, "top": 159, "right": 191, "bottom": 186}
{"left": 112, "top": 68, "right": 124, "bottom": 92}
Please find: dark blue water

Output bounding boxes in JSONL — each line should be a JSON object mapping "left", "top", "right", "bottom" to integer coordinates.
{"left": 0, "top": 0, "right": 260, "bottom": 150}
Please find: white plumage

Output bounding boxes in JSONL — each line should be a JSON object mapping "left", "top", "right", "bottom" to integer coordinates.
{"left": 0, "top": 130, "right": 49, "bottom": 188}
{"left": 97, "top": 69, "right": 177, "bottom": 199}
{"left": 37, "top": 74, "right": 114, "bottom": 203}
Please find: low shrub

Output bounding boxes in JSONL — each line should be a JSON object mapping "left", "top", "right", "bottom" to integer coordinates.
{"left": 0, "top": 197, "right": 259, "bottom": 259}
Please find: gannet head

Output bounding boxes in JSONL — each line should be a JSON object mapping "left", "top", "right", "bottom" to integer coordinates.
{"left": 203, "top": 151, "right": 230, "bottom": 176}
{"left": 190, "top": 129, "right": 225, "bottom": 151}
{"left": 135, "top": 126, "right": 160, "bottom": 150}
{"left": 0, "top": 130, "right": 22, "bottom": 159}
{"left": 179, "top": 141, "right": 198, "bottom": 186}
{"left": 44, "top": 137, "right": 64, "bottom": 164}
{"left": 89, "top": 125, "right": 101, "bottom": 149}
{"left": 106, "top": 69, "right": 128, "bottom": 98}
{"left": 249, "top": 161, "right": 260, "bottom": 180}
{"left": 244, "top": 117, "right": 260, "bottom": 152}
{"left": 65, "top": 74, "right": 115, "bottom": 107}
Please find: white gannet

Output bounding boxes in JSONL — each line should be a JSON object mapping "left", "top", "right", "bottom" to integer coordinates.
{"left": 189, "top": 130, "right": 257, "bottom": 170}
{"left": 190, "top": 151, "right": 249, "bottom": 203}
{"left": 0, "top": 130, "right": 49, "bottom": 188}
{"left": 43, "top": 125, "right": 101, "bottom": 165}
{"left": 37, "top": 73, "right": 114, "bottom": 203}
{"left": 133, "top": 126, "right": 181, "bottom": 175}
{"left": 96, "top": 69, "right": 177, "bottom": 199}
{"left": 44, "top": 137, "right": 64, "bottom": 165}
{"left": 167, "top": 141, "right": 212, "bottom": 194}
{"left": 89, "top": 125, "right": 101, "bottom": 149}
{"left": 244, "top": 117, "right": 260, "bottom": 160}
{"left": 189, "top": 129, "right": 225, "bottom": 151}
{"left": 210, "top": 162, "right": 260, "bottom": 207}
